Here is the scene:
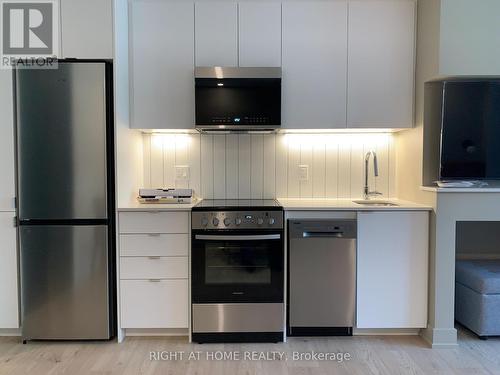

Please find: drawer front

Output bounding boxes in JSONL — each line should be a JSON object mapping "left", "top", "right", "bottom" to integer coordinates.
{"left": 119, "top": 212, "right": 189, "bottom": 234}
{"left": 120, "top": 234, "right": 188, "bottom": 257}
{"left": 120, "top": 257, "right": 188, "bottom": 280}
{"left": 120, "top": 279, "right": 188, "bottom": 328}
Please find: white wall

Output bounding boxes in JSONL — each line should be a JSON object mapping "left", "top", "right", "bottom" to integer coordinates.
{"left": 142, "top": 133, "right": 396, "bottom": 200}
{"left": 395, "top": 0, "right": 500, "bottom": 348}
{"left": 395, "top": 0, "right": 439, "bottom": 205}
{"left": 115, "top": 0, "right": 143, "bottom": 206}
{"left": 440, "top": 0, "right": 500, "bottom": 76}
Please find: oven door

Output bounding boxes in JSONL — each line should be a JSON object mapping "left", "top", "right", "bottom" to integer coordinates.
{"left": 192, "top": 230, "right": 284, "bottom": 303}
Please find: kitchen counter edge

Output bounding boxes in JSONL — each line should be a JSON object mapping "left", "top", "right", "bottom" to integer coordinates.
{"left": 117, "top": 199, "right": 431, "bottom": 212}
{"left": 277, "top": 199, "right": 432, "bottom": 211}
{"left": 117, "top": 199, "right": 202, "bottom": 211}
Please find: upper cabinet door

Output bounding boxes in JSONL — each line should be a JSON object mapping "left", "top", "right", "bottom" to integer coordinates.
{"left": 195, "top": 2, "right": 238, "bottom": 67}
{"left": 130, "top": 1, "right": 195, "bottom": 129}
{"left": 238, "top": 2, "right": 282, "bottom": 67}
{"left": 282, "top": 2, "right": 348, "bottom": 129}
{"left": 61, "top": 0, "right": 113, "bottom": 59}
{"left": 0, "top": 71, "right": 15, "bottom": 211}
{"left": 347, "top": 1, "right": 415, "bottom": 128}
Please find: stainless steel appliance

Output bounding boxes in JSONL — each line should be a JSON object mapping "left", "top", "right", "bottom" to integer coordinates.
{"left": 288, "top": 219, "right": 356, "bottom": 336}
{"left": 191, "top": 200, "right": 284, "bottom": 343}
{"left": 195, "top": 67, "right": 281, "bottom": 133}
{"left": 15, "top": 60, "right": 115, "bottom": 341}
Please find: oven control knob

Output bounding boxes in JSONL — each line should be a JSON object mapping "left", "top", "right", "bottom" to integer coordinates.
{"left": 257, "top": 218, "right": 264, "bottom": 225}
{"left": 212, "top": 217, "right": 219, "bottom": 226}
{"left": 235, "top": 218, "right": 242, "bottom": 226}
{"left": 268, "top": 218, "right": 276, "bottom": 225}
{"left": 201, "top": 217, "right": 209, "bottom": 227}
{"left": 224, "top": 218, "right": 232, "bottom": 226}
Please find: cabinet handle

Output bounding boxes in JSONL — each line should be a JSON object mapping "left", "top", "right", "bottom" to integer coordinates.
{"left": 148, "top": 256, "right": 161, "bottom": 260}
{"left": 147, "top": 233, "right": 161, "bottom": 237}
{"left": 148, "top": 279, "right": 161, "bottom": 283}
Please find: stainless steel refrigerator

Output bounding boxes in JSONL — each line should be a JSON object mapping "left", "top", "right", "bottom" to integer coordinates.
{"left": 15, "top": 61, "right": 115, "bottom": 341}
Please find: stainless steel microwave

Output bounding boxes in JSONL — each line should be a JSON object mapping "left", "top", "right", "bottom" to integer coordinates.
{"left": 195, "top": 67, "right": 281, "bottom": 133}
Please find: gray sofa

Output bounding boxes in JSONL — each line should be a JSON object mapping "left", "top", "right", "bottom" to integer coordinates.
{"left": 455, "top": 260, "right": 500, "bottom": 338}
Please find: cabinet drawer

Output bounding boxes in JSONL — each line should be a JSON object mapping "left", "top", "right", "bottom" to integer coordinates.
{"left": 120, "top": 279, "right": 188, "bottom": 328}
{"left": 120, "top": 234, "right": 188, "bottom": 257}
{"left": 120, "top": 257, "right": 188, "bottom": 280}
{"left": 119, "top": 212, "right": 188, "bottom": 234}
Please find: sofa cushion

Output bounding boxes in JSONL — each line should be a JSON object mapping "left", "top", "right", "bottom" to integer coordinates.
{"left": 456, "top": 260, "right": 500, "bottom": 294}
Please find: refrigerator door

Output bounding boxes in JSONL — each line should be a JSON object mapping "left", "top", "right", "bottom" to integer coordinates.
{"left": 16, "top": 62, "right": 108, "bottom": 220}
{"left": 20, "top": 225, "right": 110, "bottom": 340}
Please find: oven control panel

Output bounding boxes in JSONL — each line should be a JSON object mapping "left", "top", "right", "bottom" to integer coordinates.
{"left": 192, "top": 211, "right": 283, "bottom": 230}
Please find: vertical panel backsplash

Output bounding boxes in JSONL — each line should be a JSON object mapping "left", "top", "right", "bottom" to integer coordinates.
{"left": 142, "top": 133, "right": 396, "bottom": 199}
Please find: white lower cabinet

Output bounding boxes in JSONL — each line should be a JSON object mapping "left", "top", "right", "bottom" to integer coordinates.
{"left": 121, "top": 280, "right": 188, "bottom": 329}
{"left": 118, "top": 211, "right": 189, "bottom": 330}
{"left": 0, "top": 212, "right": 19, "bottom": 328}
{"left": 356, "top": 211, "right": 428, "bottom": 329}
{"left": 120, "top": 257, "right": 188, "bottom": 280}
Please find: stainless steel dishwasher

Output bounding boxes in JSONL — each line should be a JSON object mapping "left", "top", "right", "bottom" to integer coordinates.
{"left": 288, "top": 219, "right": 356, "bottom": 336}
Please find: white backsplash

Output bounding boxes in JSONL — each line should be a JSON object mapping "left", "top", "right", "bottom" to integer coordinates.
{"left": 142, "top": 133, "right": 396, "bottom": 200}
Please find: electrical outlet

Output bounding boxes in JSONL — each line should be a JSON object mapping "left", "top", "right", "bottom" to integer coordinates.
{"left": 175, "top": 165, "right": 190, "bottom": 180}
{"left": 299, "top": 165, "right": 309, "bottom": 181}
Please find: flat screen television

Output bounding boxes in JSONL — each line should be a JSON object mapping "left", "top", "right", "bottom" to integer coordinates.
{"left": 423, "top": 78, "right": 500, "bottom": 186}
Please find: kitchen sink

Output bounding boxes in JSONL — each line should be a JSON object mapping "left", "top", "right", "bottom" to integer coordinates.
{"left": 353, "top": 200, "right": 399, "bottom": 207}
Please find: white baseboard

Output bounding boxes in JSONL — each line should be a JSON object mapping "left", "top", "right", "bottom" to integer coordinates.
{"left": 0, "top": 328, "right": 21, "bottom": 336}
{"left": 420, "top": 324, "right": 458, "bottom": 348}
{"left": 124, "top": 328, "right": 189, "bottom": 337}
{"left": 353, "top": 328, "right": 420, "bottom": 336}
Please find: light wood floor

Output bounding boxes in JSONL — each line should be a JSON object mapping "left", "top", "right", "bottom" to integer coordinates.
{"left": 1, "top": 328, "right": 500, "bottom": 375}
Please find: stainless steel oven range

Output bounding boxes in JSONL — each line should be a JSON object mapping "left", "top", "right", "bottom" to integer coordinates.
{"left": 191, "top": 200, "right": 284, "bottom": 343}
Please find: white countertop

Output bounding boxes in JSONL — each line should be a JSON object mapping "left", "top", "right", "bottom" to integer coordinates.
{"left": 421, "top": 185, "right": 500, "bottom": 193}
{"left": 118, "top": 198, "right": 431, "bottom": 211}
{"left": 118, "top": 199, "right": 201, "bottom": 211}
{"left": 277, "top": 198, "right": 432, "bottom": 211}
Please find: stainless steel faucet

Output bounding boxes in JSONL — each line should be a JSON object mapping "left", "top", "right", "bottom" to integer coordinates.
{"left": 363, "top": 151, "right": 382, "bottom": 200}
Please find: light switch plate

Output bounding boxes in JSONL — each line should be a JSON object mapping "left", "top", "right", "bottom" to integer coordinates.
{"left": 298, "top": 165, "right": 309, "bottom": 181}
{"left": 175, "top": 165, "right": 190, "bottom": 180}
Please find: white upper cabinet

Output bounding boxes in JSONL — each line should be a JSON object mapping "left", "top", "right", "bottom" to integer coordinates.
{"left": 128, "top": 0, "right": 416, "bottom": 129}
{"left": 0, "top": 212, "right": 19, "bottom": 328}
{"left": 130, "top": 1, "right": 195, "bottom": 129}
{"left": 282, "top": 2, "right": 348, "bottom": 129}
{"left": 0, "top": 71, "right": 15, "bottom": 212}
{"left": 357, "top": 211, "right": 428, "bottom": 329}
{"left": 61, "top": 0, "right": 113, "bottom": 59}
{"left": 238, "top": 2, "right": 282, "bottom": 67}
{"left": 195, "top": 2, "right": 238, "bottom": 67}
{"left": 347, "top": 0, "right": 415, "bottom": 128}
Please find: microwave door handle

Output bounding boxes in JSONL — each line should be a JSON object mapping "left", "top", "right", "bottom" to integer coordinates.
{"left": 194, "top": 234, "right": 281, "bottom": 241}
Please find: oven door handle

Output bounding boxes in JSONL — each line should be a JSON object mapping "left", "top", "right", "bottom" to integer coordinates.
{"left": 194, "top": 234, "right": 281, "bottom": 241}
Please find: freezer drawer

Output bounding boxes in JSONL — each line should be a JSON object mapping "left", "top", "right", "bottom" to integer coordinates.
{"left": 288, "top": 219, "right": 356, "bottom": 336}
{"left": 20, "top": 225, "right": 110, "bottom": 340}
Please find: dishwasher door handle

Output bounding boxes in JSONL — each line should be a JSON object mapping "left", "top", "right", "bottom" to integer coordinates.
{"left": 302, "top": 231, "right": 345, "bottom": 238}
